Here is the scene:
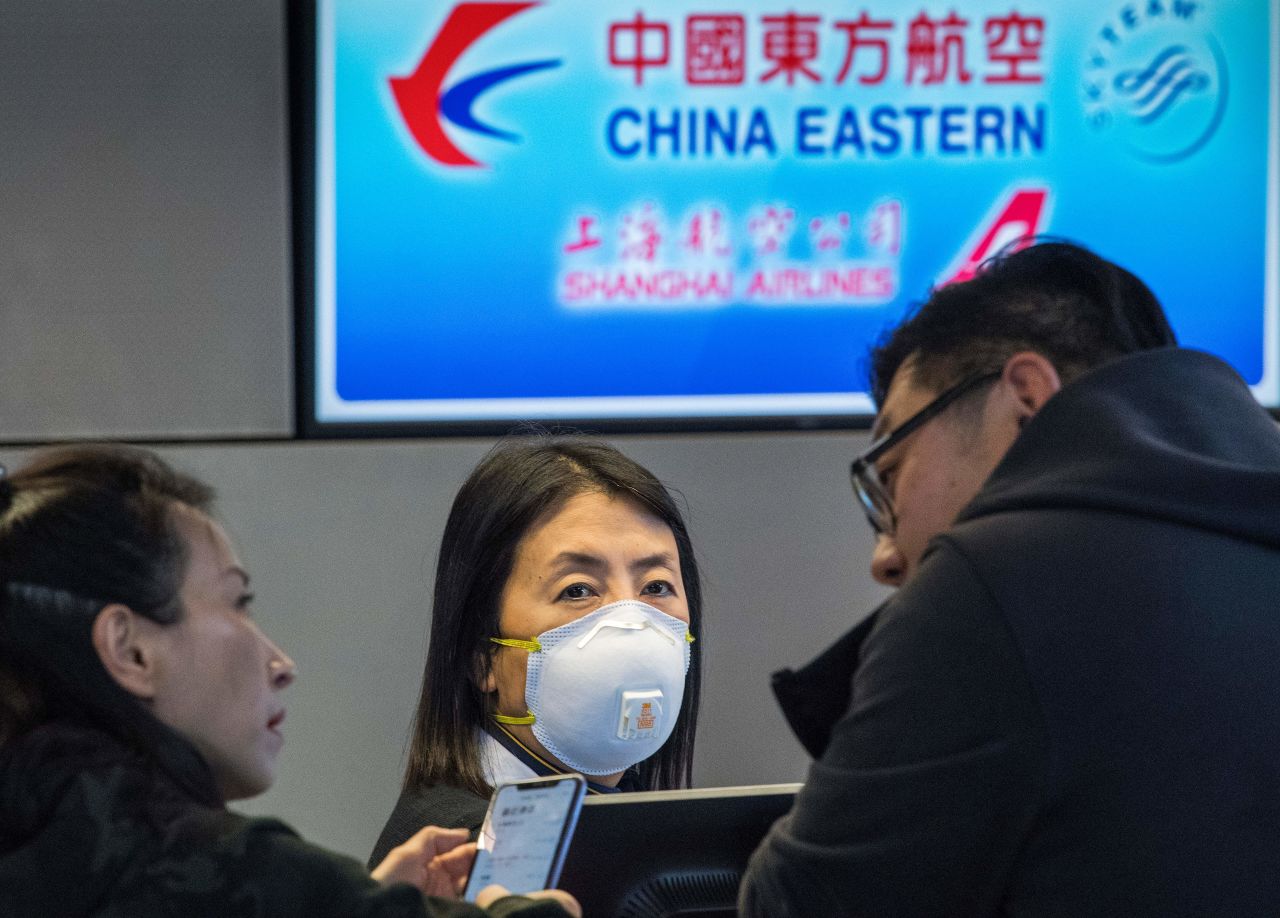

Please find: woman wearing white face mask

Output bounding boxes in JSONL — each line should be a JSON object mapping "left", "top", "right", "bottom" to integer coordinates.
{"left": 370, "top": 436, "right": 704, "bottom": 865}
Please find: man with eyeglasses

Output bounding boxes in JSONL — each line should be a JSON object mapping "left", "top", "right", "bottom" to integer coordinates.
{"left": 740, "top": 241, "right": 1280, "bottom": 916}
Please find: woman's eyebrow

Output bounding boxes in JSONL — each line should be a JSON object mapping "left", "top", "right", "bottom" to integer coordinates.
{"left": 548, "top": 551, "right": 607, "bottom": 572}
{"left": 546, "top": 551, "right": 676, "bottom": 574}
{"left": 630, "top": 552, "right": 676, "bottom": 574}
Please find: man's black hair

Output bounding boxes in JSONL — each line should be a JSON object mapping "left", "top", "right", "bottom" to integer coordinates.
{"left": 869, "top": 240, "right": 1178, "bottom": 406}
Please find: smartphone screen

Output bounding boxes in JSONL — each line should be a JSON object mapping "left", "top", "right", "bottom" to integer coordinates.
{"left": 462, "top": 775, "right": 586, "bottom": 902}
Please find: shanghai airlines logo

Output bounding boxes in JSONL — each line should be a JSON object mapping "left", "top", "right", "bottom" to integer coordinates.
{"left": 391, "top": 2, "right": 560, "bottom": 167}
{"left": 1081, "top": 5, "right": 1228, "bottom": 163}
{"left": 940, "top": 187, "right": 1051, "bottom": 286}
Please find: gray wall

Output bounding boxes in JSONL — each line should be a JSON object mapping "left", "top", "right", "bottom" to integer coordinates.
{"left": 0, "top": 1, "right": 291, "bottom": 440}
{"left": 0, "top": 2, "right": 889, "bottom": 861}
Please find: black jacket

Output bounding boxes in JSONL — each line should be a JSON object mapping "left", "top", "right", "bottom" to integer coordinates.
{"left": 0, "top": 721, "right": 565, "bottom": 918}
{"left": 741, "top": 348, "right": 1280, "bottom": 917}
{"left": 372, "top": 782, "right": 491, "bottom": 868}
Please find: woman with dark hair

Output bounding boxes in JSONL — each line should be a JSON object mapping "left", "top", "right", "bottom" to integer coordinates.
{"left": 0, "top": 444, "right": 576, "bottom": 918}
{"left": 371, "top": 436, "right": 703, "bottom": 863}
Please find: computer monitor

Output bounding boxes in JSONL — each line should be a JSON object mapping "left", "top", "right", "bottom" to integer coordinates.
{"left": 555, "top": 783, "right": 800, "bottom": 918}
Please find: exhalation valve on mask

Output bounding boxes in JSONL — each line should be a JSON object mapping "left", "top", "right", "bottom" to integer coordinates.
{"left": 617, "top": 688, "right": 664, "bottom": 740}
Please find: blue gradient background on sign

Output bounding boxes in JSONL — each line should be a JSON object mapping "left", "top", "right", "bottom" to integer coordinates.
{"left": 325, "top": 0, "right": 1274, "bottom": 410}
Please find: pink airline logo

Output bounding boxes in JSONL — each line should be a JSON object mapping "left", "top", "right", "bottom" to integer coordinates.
{"left": 941, "top": 187, "right": 1050, "bottom": 285}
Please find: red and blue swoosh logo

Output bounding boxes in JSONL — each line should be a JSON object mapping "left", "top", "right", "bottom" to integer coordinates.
{"left": 391, "top": 2, "right": 560, "bottom": 167}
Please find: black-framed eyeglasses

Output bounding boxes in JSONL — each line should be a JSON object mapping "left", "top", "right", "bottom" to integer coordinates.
{"left": 849, "top": 370, "right": 1002, "bottom": 536}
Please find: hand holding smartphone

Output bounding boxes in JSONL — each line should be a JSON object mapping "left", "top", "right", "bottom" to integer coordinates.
{"left": 462, "top": 774, "right": 586, "bottom": 903}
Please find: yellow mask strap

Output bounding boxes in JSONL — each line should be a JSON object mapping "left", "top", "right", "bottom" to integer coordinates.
{"left": 492, "top": 710, "right": 536, "bottom": 726}
{"left": 488, "top": 638, "right": 537, "bottom": 725}
{"left": 686, "top": 632, "right": 696, "bottom": 644}
{"left": 490, "top": 636, "right": 542, "bottom": 653}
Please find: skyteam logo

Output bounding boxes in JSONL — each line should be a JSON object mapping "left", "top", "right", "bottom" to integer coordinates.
{"left": 1081, "top": 3, "right": 1228, "bottom": 163}
{"left": 391, "top": 2, "right": 560, "bottom": 167}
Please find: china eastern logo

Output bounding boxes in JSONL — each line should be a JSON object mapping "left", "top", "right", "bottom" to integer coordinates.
{"left": 391, "top": 2, "right": 560, "bottom": 167}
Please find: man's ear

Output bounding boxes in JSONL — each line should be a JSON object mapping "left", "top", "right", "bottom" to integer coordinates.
{"left": 1001, "top": 351, "right": 1062, "bottom": 422}
{"left": 91, "top": 604, "right": 166, "bottom": 701}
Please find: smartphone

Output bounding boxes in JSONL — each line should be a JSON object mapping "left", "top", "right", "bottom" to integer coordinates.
{"left": 462, "top": 774, "right": 587, "bottom": 902}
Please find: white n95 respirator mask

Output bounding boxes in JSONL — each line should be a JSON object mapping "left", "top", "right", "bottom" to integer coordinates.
{"left": 490, "top": 599, "right": 693, "bottom": 776}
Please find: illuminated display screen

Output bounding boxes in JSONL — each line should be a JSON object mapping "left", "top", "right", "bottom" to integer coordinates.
{"left": 302, "top": 0, "right": 1279, "bottom": 431}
